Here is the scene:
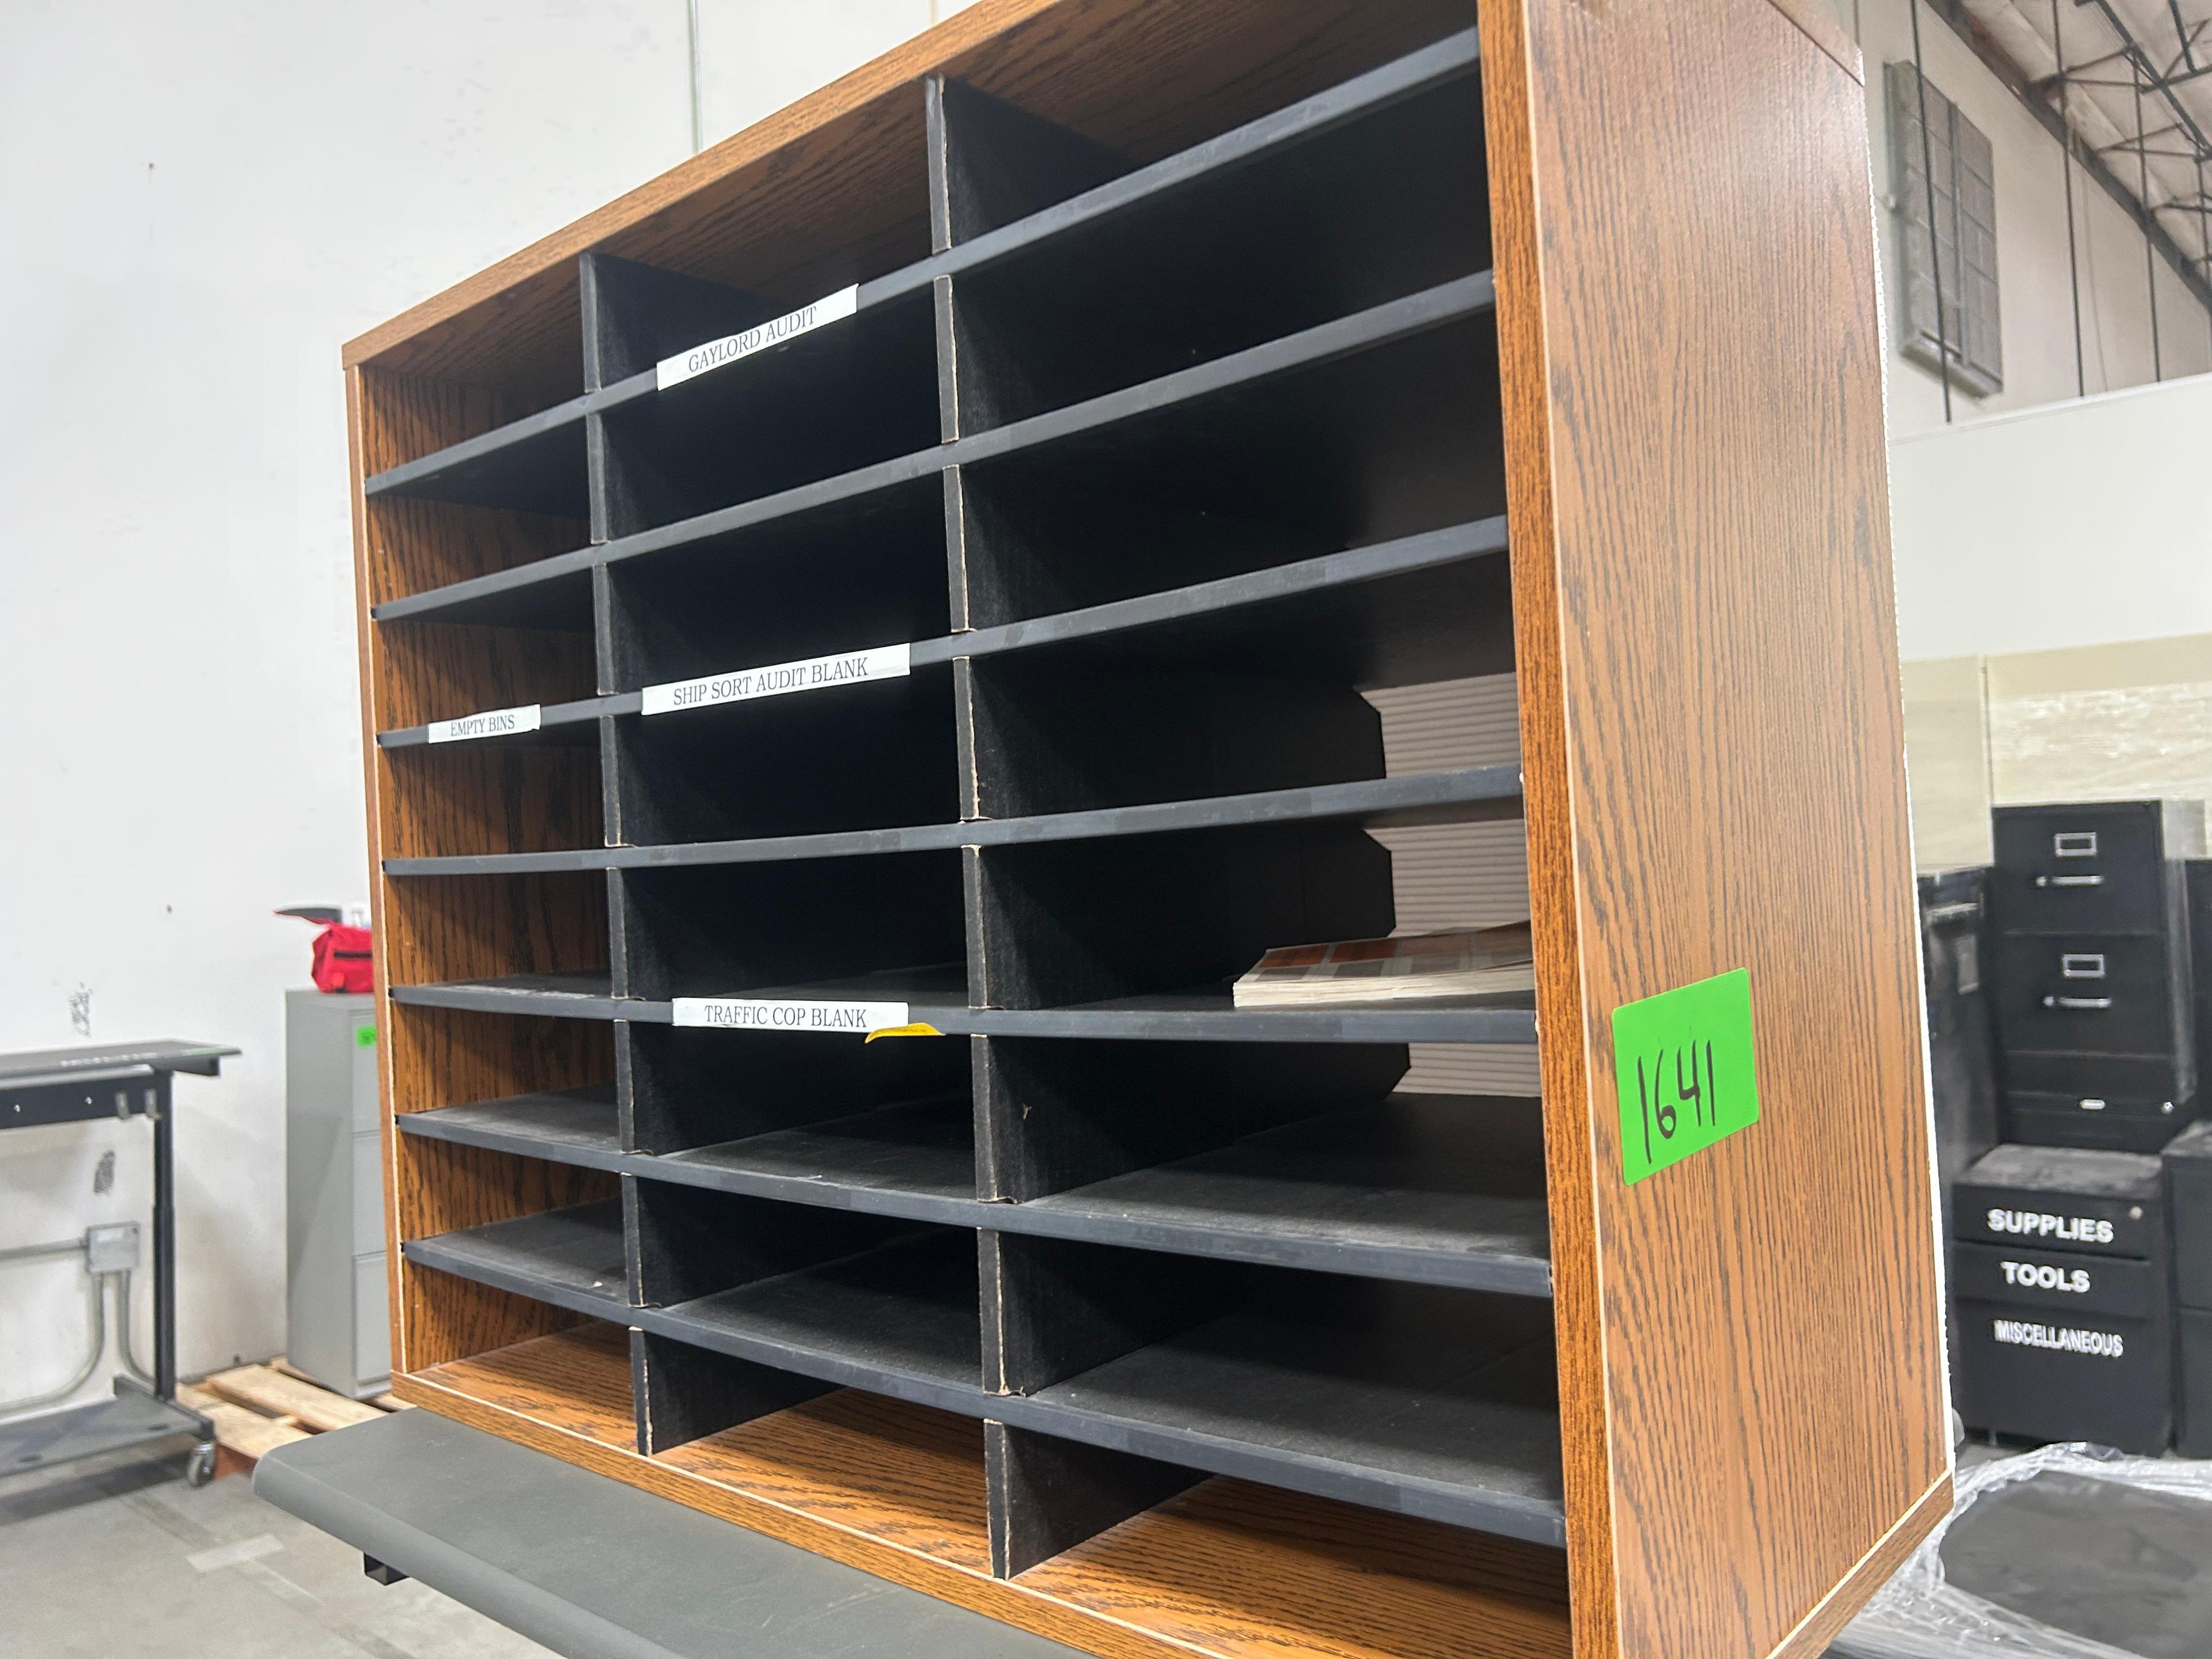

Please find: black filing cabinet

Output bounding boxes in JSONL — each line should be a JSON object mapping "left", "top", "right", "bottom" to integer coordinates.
{"left": 1953, "top": 1144, "right": 2173, "bottom": 1453}
{"left": 1920, "top": 868, "right": 2001, "bottom": 1244}
{"left": 1988, "top": 801, "right": 2205, "bottom": 1153}
{"left": 2165, "top": 1121, "right": 2212, "bottom": 1456}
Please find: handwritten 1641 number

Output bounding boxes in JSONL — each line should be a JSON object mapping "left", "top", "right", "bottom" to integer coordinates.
{"left": 1633, "top": 1040, "right": 1720, "bottom": 1166}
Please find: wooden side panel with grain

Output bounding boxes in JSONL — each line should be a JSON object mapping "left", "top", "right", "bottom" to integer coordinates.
{"left": 400, "top": 1345, "right": 1573, "bottom": 1659}
{"left": 1480, "top": 3, "right": 1949, "bottom": 1658}
{"left": 352, "top": 362, "right": 617, "bottom": 1381}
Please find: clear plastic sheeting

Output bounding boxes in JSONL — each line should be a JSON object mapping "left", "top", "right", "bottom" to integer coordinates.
{"left": 1835, "top": 1445, "right": 2212, "bottom": 1659}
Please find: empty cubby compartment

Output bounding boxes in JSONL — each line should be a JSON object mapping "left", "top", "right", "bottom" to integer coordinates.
{"left": 596, "top": 285, "right": 940, "bottom": 537}
{"left": 620, "top": 1017, "right": 971, "bottom": 1168}
{"left": 942, "top": 69, "right": 1487, "bottom": 434}
{"left": 959, "top": 568, "right": 1516, "bottom": 819}
{"left": 967, "top": 821, "right": 1392, "bottom": 1012}
{"left": 359, "top": 287, "right": 589, "bottom": 483}
{"left": 607, "top": 664, "right": 958, "bottom": 846}
{"left": 974, "top": 1036, "right": 1407, "bottom": 1199}
{"left": 365, "top": 491, "right": 592, "bottom": 612}
{"left": 382, "top": 870, "right": 609, "bottom": 995}
{"left": 603, "top": 474, "right": 950, "bottom": 692}
{"left": 632, "top": 1192, "right": 983, "bottom": 1396}
{"left": 377, "top": 728, "right": 604, "bottom": 860}
{"left": 952, "top": 308, "right": 1505, "bottom": 627}
{"left": 979, "top": 1037, "right": 1550, "bottom": 1292}
{"left": 374, "top": 613, "right": 599, "bottom": 737}
{"left": 613, "top": 853, "right": 965, "bottom": 1004}
{"left": 983, "top": 1233, "right": 1562, "bottom": 1538}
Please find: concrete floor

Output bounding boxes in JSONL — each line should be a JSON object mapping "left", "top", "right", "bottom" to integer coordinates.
{"left": 0, "top": 1435, "right": 552, "bottom": 1659}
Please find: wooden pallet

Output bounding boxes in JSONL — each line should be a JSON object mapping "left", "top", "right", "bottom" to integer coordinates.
{"left": 179, "top": 1359, "right": 411, "bottom": 1480}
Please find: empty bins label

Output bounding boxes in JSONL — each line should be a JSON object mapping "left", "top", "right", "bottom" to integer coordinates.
{"left": 427, "top": 704, "right": 541, "bottom": 744}
{"left": 1611, "top": 968, "right": 1762, "bottom": 1185}
{"left": 642, "top": 644, "right": 910, "bottom": 717}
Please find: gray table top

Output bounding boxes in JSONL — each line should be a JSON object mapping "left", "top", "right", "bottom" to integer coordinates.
{"left": 0, "top": 1039, "right": 239, "bottom": 1083}
{"left": 255, "top": 1407, "right": 1081, "bottom": 1659}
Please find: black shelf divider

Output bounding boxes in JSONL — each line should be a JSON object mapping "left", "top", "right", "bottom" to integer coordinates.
{"left": 387, "top": 975, "right": 1539, "bottom": 1044}
{"left": 401, "top": 1200, "right": 629, "bottom": 1321}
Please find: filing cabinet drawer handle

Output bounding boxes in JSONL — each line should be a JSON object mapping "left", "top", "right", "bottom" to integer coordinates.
{"left": 2035, "top": 874, "right": 2105, "bottom": 888}
{"left": 2042, "top": 995, "right": 2113, "bottom": 1010}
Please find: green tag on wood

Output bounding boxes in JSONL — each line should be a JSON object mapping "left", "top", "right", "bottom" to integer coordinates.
{"left": 1611, "top": 968, "right": 1759, "bottom": 1184}
{"left": 355, "top": 1022, "right": 377, "bottom": 1048}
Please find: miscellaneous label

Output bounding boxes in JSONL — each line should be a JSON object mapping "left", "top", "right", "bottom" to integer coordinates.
{"left": 426, "top": 704, "right": 541, "bottom": 744}
{"left": 1983, "top": 1208, "right": 2115, "bottom": 1245}
{"left": 864, "top": 1022, "right": 945, "bottom": 1043}
{"left": 672, "top": 998, "right": 911, "bottom": 1035}
{"left": 354, "top": 1023, "right": 377, "bottom": 1049}
{"left": 1611, "top": 968, "right": 1761, "bottom": 1185}
{"left": 1999, "top": 1260, "right": 2092, "bottom": 1294}
{"left": 642, "top": 644, "right": 910, "bottom": 717}
{"left": 1992, "top": 1317, "right": 2125, "bottom": 1358}
{"left": 656, "top": 285, "right": 861, "bottom": 391}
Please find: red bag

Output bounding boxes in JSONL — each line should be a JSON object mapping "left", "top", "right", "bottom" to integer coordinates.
{"left": 279, "top": 907, "right": 376, "bottom": 994}
{"left": 311, "top": 925, "right": 376, "bottom": 994}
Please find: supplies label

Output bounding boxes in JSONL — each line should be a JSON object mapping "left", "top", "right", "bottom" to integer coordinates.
{"left": 641, "top": 644, "right": 909, "bottom": 717}
{"left": 672, "top": 998, "right": 911, "bottom": 1035}
{"left": 426, "top": 704, "right": 541, "bottom": 744}
{"left": 656, "top": 285, "right": 861, "bottom": 391}
{"left": 1611, "top": 968, "right": 1761, "bottom": 1185}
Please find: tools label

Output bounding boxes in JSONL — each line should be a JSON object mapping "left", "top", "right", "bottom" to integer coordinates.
{"left": 642, "top": 644, "right": 910, "bottom": 717}
{"left": 656, "top": 285, "right": 861, "bottom": 391}
{"left": 1611, "top": 968, "right": 1762, "bottom": 1185}
{"left": 672, "top": 998, "right": 911, "bottom": 1035}
{"left": 426, "top": 704, "right": 541, "bottom": 744}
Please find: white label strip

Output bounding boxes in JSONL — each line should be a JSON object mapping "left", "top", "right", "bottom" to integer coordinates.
{"left": 642, "top": 643, "right": 910, "bottom": 717}
{"left": 426, "top": 703, "right": 541, "bottom": 744}
{"left": 673, "top": 998, "right": 911, "bottom": 1035}
{"left": 656, "top": 285, "right": 861, "bottom": 392}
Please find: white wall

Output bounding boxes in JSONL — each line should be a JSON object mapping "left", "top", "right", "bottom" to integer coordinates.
{"left": 0, "top": 0, "right": 967, "bottom": 1413}
{"left": 1846, "top": 0, "right": 2212, "bottom": 437}
{"left": 1889, "top": 369, "right": 2212, "bottom": 660}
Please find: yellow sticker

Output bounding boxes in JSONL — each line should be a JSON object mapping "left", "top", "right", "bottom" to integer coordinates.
{"left": 864, "top": 1022, "right": 945, "bottom": 1043}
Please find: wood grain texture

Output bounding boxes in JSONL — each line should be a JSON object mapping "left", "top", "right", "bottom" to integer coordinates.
{"left": 1021, "top": 1479, "right": 1570, "bottom": 1659}
{"left": 342, "top": 0, "right": 1468, "bottom": 389}
{"left": 380, "top": 870, "right": 606, "bottom": 990}
{"left": 1760, "top": 0, "right": 1866, "bottom": 83}
{"left": 416, "top": 1321, "right": 637, "bottom": 1448}
{"left": 402, "top": 1265, "right": 594, "bottom": 1376}
{"left": 394, "top": 1366, "right": 1570, "bottom": 1659}
{"left": 661, "top": 1391, "right": 992, "bottom": 1573}
{"left": 377, "top": 747, "right": 603, "bottom": 860}
{"left": 372, "top": 623, "right": 595, "bottom": 734}
{"left": 1482, "top": 3, "right": 1949, "bottom": 1657}
{"left": 385, "top": 1003, "right": 611, "bottom": 1117}
{"left": 393, "top": 1142, "right": 615, "bottom": 1370}
{"left": 363, "top": 498, "right": 585, "bottom": 609}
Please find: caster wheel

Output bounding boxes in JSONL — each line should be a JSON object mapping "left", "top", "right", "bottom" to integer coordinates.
{"left": 186, "top": 1442, "right": 217, "bottom": 1487}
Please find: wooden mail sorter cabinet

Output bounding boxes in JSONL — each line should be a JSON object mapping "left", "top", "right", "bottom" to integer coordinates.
{"left": 346, "top": 3, "right": 1950, "bottom": 1657}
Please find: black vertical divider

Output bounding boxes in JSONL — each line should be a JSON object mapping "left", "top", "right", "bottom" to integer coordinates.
{"left": 925, "top": 75, "right": 1215, "bottom": 1580}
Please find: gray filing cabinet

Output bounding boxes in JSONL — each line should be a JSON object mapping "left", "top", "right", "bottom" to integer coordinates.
{"left": 286, "top": 990, "right": 389, "bottom": 1398}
